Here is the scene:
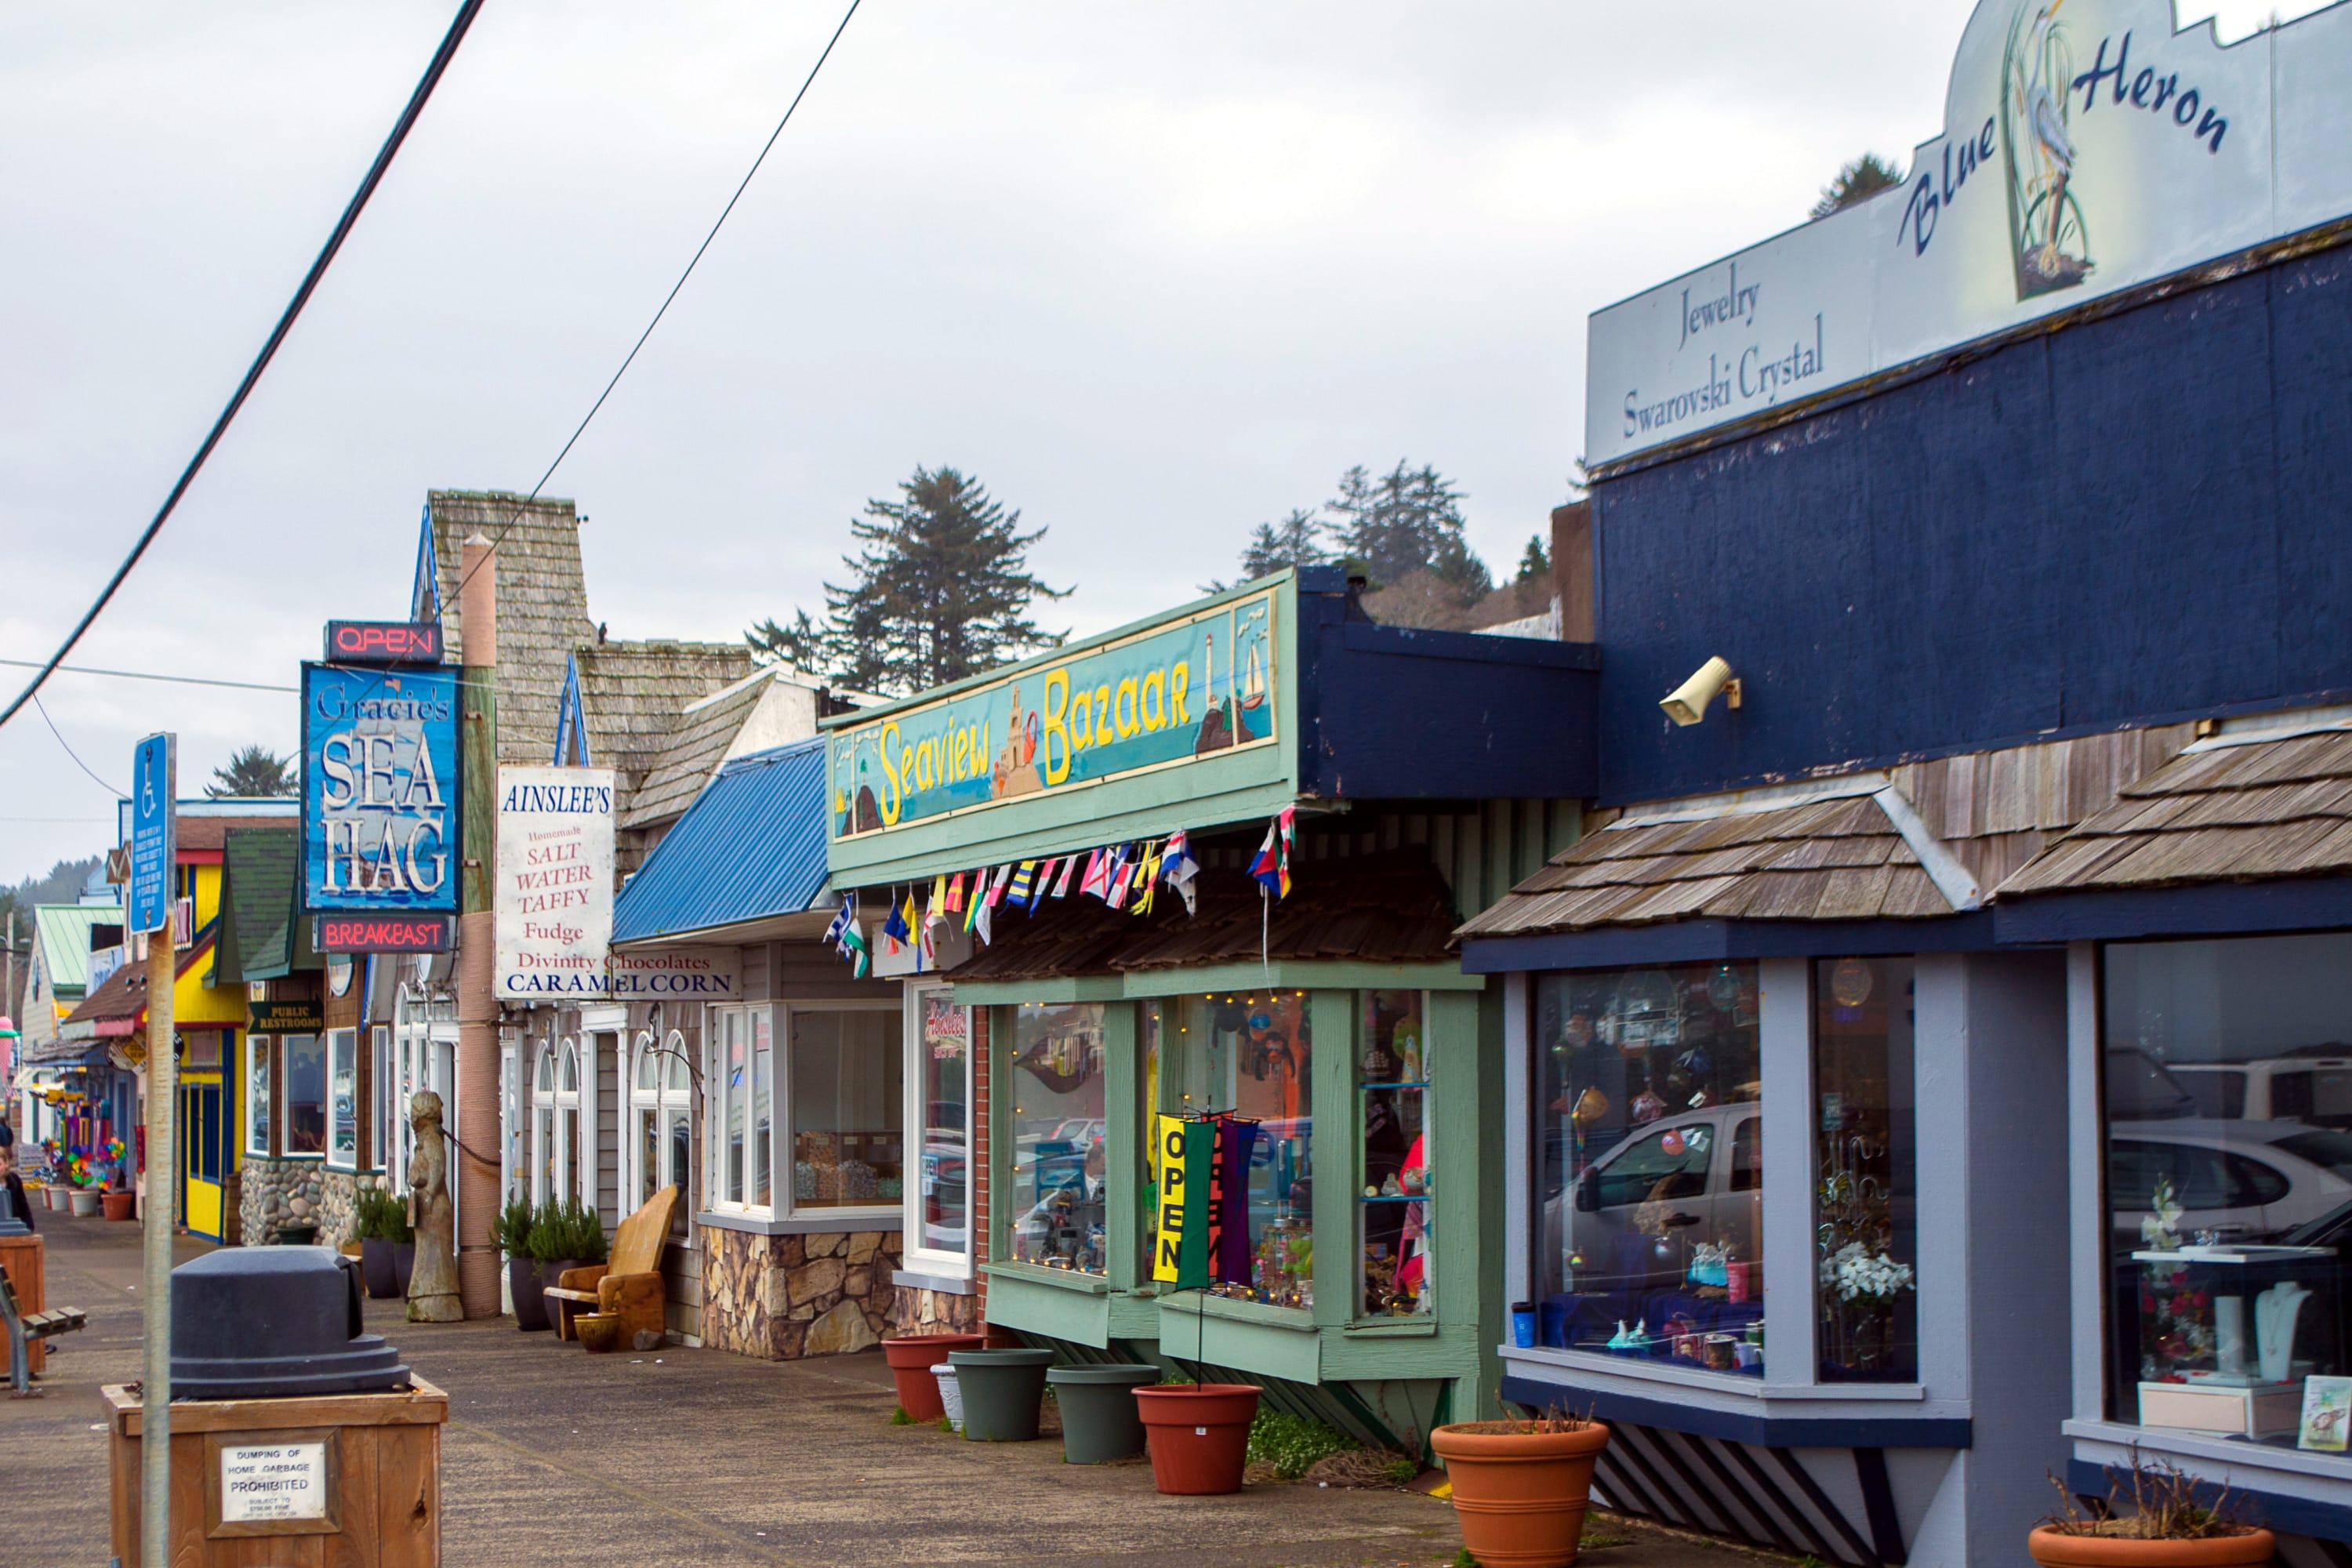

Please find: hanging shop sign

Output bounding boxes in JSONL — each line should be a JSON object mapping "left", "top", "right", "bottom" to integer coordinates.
{"left": 607, "top": 946, "right": 740, "bottom": 1000}
{"left": 494, "top": 765, "right": 616, "bottom": 999}
{"left": 300, "top": 662, "right": 460, "bottom": 915}
{"left": 249, "top": 999, "right": 325, "bottom": 1033}
{"left": 1587, "top": 0, "right": 2352, "bottom": 465}
{"left": 828, "top": 587, "right": 1278, "bottom": 839}
{"left": 313, "top": 913, "right": 454, "bottom": 953}
{"left": 323, "top": 620, "right": 443, "bottom": 665}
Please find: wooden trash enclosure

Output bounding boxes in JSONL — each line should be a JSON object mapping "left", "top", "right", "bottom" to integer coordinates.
{"left": 0, "top": 1232, "right": 49, "bottom": 1380}
{"left": 103, "top": 1376, "right": 448, "bottom": 1567}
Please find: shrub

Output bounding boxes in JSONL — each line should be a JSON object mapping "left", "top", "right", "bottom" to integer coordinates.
{"left": 527, "top": 1199, "right": 608, "bottom": 1265}
{"left": 1246, "top": 1408, "right": 1356, "bottom": 1480}
{"left": 490, "top": 1195, "right": 534, "bottom": 1258}
{"left": 351, "top": 1187, "right": 412, "bottom": 1244}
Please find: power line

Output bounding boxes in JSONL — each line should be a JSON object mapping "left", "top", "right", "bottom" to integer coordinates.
{"left": 449, "top": 0, "right": 862, "bottom": 604}
{"left": 0, "top": 658, "right": 297, "bottom": 695}
{"left": 0, "top": 0, "right": 485, "bottom": 738}
{"left": 30, "top": 695, "right": 125, "bottom": 798}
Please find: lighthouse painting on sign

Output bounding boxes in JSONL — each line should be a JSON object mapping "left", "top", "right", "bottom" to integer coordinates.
{"left": 2001, "top": 0, "right": 2095, "bottom": 299}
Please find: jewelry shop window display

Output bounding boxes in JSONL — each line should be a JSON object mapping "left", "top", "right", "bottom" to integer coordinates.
{"left": 1813, "top": 957, "right": 1917, "bottom": 1382}
{"left": 787, "top": 1005, "right": 903, "bottom": 1212}
{"left": 1535, "top": 963, "right": 1763, "bottom": 1370}
{"left": 2103, "top": 932, "right": 2352, "bottom": 1448}
{"left": 1145, "top": 991, "right": 1313, "bottom": 1308}
{"left": 1009, "top": 1002, "right": 1109, "bottom": 1273}
{"left": 1361, "top": 990, "right": 1432, "bottom": 1317}
{"left": 282, "top": 1032, "right": 327, "bottom": 1156}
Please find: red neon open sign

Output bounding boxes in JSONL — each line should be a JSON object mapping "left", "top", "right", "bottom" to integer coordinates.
{"left": 324, "top": 621, "right": 443, "bottom": 665}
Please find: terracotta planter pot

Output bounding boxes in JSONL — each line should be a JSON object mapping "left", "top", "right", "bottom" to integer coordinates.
{"left": 1432, "top": 1420, "right": 1613, "bottom": 1568}
{"left": 883, "top": 1333, "right": 986, "bottom": 1422}
{"left": 510, "top": 1256, "right": 551, "bottom": 1331}
{"left": 2027, "top": 1526, "right": 2275, "bottom": 1566}
{"left": 1134, "top": 1383, "right": 1260, "bottom": 1495}
{"left": 100, "top": 1192, "right": 136, "bottom": 1221}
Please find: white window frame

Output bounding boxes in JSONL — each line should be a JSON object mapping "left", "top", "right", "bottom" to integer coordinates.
{"left": 368, "top": 1024, "right": 390, "bottom": 1171}
{"left": 629, "top": 1029, "right": 695, "bottom": 1217}
{"left": 532, "top": 1034, "right": 583, "bottom": 1208}
{"left": 278, "top": 1032, "right": 327, "bottom": 1161}
{"left": 705, "top": 1004, "right": 772, "bottom": 1218}
{"left": 780, "top": 998, "right": 906, "bottom": 1225}
{"left": 901, "top": 983, "right": 971, "bottom": 1277}
{"left": 245, "top": 1035, "right": 274, "bottom": 1159}
{"left": 325, "top": 1027, "right": 360, "bottom": 1171}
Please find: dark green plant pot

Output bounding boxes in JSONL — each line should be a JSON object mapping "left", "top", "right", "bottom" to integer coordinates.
{"left": 1046, "top": 1364, "right": 1160, "bottom": 1464}
{"left": 948, "top": 1349, "right": 1055, "bottom": 1442}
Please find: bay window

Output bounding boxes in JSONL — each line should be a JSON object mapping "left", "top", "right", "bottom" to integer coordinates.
{"left": 1813, "top": 956, "right": 1917, "bottom": 1382}
{"left": 788, "top": 1004, "right": 902, "bottom": 1214}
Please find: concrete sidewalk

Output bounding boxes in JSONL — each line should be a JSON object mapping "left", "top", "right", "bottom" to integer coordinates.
{"left": 1, "top": 1213, "right": 1795, "bottom": 1567}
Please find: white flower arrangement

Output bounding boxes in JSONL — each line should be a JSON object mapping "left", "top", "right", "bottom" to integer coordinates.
{"left": 1820, "top": 1240, "right": 1915, "bottom": 1304}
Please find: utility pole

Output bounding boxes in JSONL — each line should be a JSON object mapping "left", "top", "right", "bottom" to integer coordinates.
{"left": 456, "top": 535, "right": 500, "bottom": 1316}
{"left": 132, "top": 733, "right": 176, "bottom": 1568}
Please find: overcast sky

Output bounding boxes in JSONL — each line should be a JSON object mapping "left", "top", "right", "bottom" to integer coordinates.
{"left": 0, "top": 0, "right": 2313, "bottom": 884}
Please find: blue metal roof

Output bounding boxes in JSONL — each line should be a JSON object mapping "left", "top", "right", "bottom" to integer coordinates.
{"left": 611, "top": 737, "right": 829, "bottom": 944}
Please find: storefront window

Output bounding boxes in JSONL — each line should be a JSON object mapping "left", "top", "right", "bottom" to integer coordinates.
{"left": 1814, "top": 958, "right": 1917, "bottom": 1382}
{"left": 1534, "top": 964, "right": 1763, "bottom": 1369}
{"left": 713, "top": 1006, "right": 751, "bottom": 1209}
{"left": 909, "top": 992, "right": 971, "bottom": 1262}
{"left": 282, "top": 1033, "right": 326, "bottom": 1156}
{"left": 1008, "top": 1002, "right": 1108, "bottom": 1273}
{"left": 368, "top": 1025, "right": 390, "bottom": 1170}
{"left": 2103, "top": 933, "right": 2352, "bottom": 1441}
{"left": 789, "top": 1005, "right": 902, "bottom": 1211}
{"left": 246, "top": 1036, "right": 272, "bottom": 1157}
{"left": 632, "top": 1030, "right": 692, "bottom": 1211}
{"left": 327, "top": 1028, "right": 360, "bottom": 1170}
{"left": 1147, "top": 992, "right": 1314, "bottom": 1308}
{"left": 1361, "top": 990, "right": 1432, "bottom": 1317}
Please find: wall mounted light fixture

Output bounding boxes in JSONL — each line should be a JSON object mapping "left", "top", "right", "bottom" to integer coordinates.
{"left": 1661, "top": 657, "right": 1742, "bottom": 727}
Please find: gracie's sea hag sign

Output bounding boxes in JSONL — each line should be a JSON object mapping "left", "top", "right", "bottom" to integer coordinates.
{"left": 301, "top": 662, "right": 460, "bottom": 915}
{"left": 829, "top": 586, "right": 1278, "bottom": 837}
{"left": 494, "top": 766, "right": 616, "bottom": 999}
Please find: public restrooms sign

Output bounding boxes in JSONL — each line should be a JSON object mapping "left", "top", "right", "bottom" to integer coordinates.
{"left": 1588, "top": 0, "right": 2352, "bottom": 465}
{"left": 494, "top": 765, "right": 616, "bottom": 1000}
{"left": 301, "top": 663, "right": 461, "bottom": 916}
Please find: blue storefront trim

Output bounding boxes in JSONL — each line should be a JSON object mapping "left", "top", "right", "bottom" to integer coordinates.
{"left": 1998, "top": 877, "right": 2352, "bottom": 946}
{"left": 1500, "top": 1372, "right": 1971, "bottom": 1450}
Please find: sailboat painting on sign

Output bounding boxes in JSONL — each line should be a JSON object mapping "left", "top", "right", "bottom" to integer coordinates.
{"left": 1194, "top": 596, "right": 1273, "bottom": 757}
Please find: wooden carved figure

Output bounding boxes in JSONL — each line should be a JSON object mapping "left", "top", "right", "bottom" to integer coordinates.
{"left": 407, "top": 1090, "right": 463, "bottom": 1323}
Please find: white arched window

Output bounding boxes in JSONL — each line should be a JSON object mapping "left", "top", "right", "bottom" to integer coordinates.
{"left": 630, "top": 1029, "right": 693, "bottom": 1212}
{"left": 532, "top": 1036, "right": 582, "bottom": 1206}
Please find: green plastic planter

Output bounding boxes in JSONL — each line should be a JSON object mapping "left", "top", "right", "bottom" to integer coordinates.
{"left": 1046, "top": 1364, "right": 1160, "bottom": 1464}
{"left": 948, "top": 1348, "right": 1055, "bottom": 1442}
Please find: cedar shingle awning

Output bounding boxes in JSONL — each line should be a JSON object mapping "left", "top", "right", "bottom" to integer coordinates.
{"left": 1456, "top": 786, "right": 1980, "bottom": 942}
{"left": 1998, "top": 725, "right": 2352, "bottom": 897}
{"left": 949, "top": 855, "right": 1459, "bottom": 985}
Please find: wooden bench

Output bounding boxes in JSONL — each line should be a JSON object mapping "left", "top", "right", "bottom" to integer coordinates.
{"left": 2, "top": 1269, "right": 85, "bottom": 1397}
{"left": 543, "top": 1185, "right": 678, "bottom": 1351}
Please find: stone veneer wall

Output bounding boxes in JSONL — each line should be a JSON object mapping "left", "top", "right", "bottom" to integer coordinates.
{"left": 239, "top": 1160, "right": 383, "bottom": 1248}
{"left": 701, "top": 1225, "right": 902, "bottom": 1359}
{"left": 886, "top": 1283, "right": 982, "bottom": 1336}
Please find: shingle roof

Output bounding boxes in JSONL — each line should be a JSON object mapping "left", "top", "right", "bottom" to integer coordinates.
{"left": 575, "top": 639, "right": 753, "bottom": 810}
{"left": 610, "top": 739, "right": 830, "bottom": 944}
{"left": 216, "top": 826, "right": 304, "bottom": 983}
{"left": 426, "top": 490, "right": 597, "bottom": 764}
{"left": 170, "top": 815, "right": 299, "bottom": 853}
{"left": 950, "top": 855, "right": 1460, "bottom": 985}
{"left": 33, "top": 905, "right": 120, "bottom": 997}
{"left": 1456, "top": 791, "right": 1958, "bottom": 939}
{"left": 61, "top": 956, "right": 151, "bottom": 1037}
{"left": 621, "top": 672, "right": 772, "bottom": 830}
{"left": 1999, "top": 722, "right": 2352, "bottom": 897}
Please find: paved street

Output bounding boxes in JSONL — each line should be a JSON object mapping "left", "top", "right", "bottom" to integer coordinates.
{"left": 0, "top": 1214, "right": 1791, "bottom": 1567}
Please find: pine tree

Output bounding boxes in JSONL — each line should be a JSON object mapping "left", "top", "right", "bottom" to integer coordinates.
{"left": 1811, "top": 153, "right": 1905, "bottom": 220}
{"left": 750, "top": 466, "right": 1068, "bottom": 696}
{"left": 1327, "top": 461, "right": 1491, "bottom": 602}
{"left": 1240, "top": 508, "right": 1327, "bottom": 580}
{"left": 1515, "top": 534, "right": 1551, "bottom": 584}
{"left": 206, "top": 744, "right": 296, "bottom": 798}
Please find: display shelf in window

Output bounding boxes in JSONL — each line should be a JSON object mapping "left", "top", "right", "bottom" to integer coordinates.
{"left": 1360, "top": 989, "right": 1431, "bottom": 1319}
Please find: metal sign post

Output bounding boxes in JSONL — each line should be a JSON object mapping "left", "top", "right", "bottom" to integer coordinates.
{"left": 131, "top": 733, "right": 175, "bottom": 1568}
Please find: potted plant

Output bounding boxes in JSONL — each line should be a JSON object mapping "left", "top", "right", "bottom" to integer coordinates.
{"left": 353, "top": 1189, "right": 415, "bottom": 1299}
{"left": 881, "top": 1330, "right": 988, "bottom": 1421}
{"left": 1431, "top": 1405, "right": 1610, "bottom": 1568}
{"left": 493, "top": 1196, "right": 547, "bottom": 1330}
{"left": 1134, "top": 1381, "right": 1263, "bottom": 1495}
{"left": 2031, "top": 1458, "right": 2274, "bottom": 1566}
{"left": 534, "top": 1199, "right": 608, "bottom": 1297}
{"left": 946, "top": 1346, "right": 1056, "bottom": 1442}
{"left": 100, "top": 1178, "right": 136, "bottom": 1222}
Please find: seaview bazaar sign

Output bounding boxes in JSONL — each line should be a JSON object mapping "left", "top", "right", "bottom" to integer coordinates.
{"left": 301, "top": 662, "right": 460, "bottom": 915}
{"left": 495, "top": 766, "right": 616, "bottom": 999}
{"left": 829, "top": 586, "right": 1279, "bottom": 839}
{"left": 1588, "top": 0, "right": 2352, "bottom": 465}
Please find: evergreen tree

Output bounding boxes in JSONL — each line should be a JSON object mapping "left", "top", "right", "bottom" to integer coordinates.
{"left": 207, "top": 744, "right": 296, "bottom": 798}
{"left": 1515, "top": 534, "right": 1551, "bottom": 584}
{"left": 749, "top": 466, "right": 1068, "bottom": 696}
{"left": 1810, "top": 153, "right": 1905, "bottom": 220}
{"left": 1237, "top": 508, "right": 1328, "bottom": 581}
{"left": 1327, "top": 461, "right": 1491, "bottom": 601}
